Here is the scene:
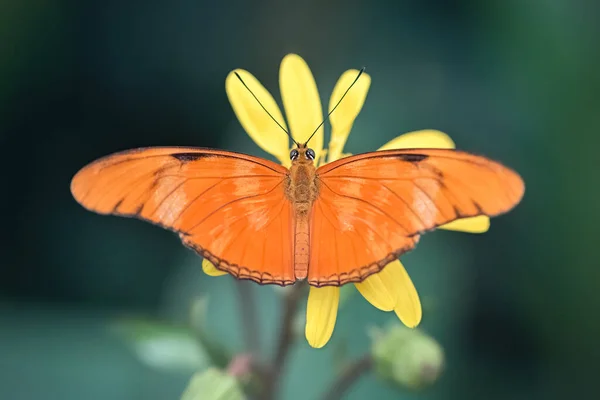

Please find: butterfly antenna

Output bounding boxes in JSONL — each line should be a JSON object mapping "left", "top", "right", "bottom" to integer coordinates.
{"left": 304, "top": 67, "right": 366, "bottom": 146}
{"left": 234, "top": 72, "right": 299, "bottom": 147}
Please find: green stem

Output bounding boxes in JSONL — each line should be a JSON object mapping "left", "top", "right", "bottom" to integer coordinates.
{"left": 320, "top": 354, "right": 373, "bottom": 400}
{"left": 262, "top": 283, "right": 307, "bottom": 400}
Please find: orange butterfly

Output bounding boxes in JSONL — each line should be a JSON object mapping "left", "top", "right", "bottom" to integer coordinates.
{"left": 70, "top": 70, "right": 524, "bottom": 288}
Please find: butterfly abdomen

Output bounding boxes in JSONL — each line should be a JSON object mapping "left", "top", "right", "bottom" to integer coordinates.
{"left": 294, "top": 211, "right": 310, "bottom": 280}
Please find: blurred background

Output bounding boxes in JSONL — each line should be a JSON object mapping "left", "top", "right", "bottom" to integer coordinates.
{"left": 1, "top": 0, "right": 599, "bottom": 399}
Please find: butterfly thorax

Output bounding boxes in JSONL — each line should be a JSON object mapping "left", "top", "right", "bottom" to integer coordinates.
{"left": 286, "top": 147, "right": 319, "bottom": 281}
{"left": 286, "top": 148, "right": 319, "bottom": 207}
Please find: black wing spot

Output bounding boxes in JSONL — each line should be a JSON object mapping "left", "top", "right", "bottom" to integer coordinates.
{"left": 172, "top": 152, "right": 212, "bottom": 162}
{"left": 397, "top": 153, "right": 428, "bottom": 162}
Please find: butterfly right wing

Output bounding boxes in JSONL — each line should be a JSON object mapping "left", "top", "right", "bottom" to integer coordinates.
{"left": 308, "top": 148, "right": 524, "bottom": 287}
{"left": 71, "top": 147, "right": 295, "bottom": 285}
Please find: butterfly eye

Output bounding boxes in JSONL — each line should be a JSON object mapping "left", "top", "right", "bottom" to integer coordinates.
{"left": 306, "top": 148, "right": 316, "bottom": 160}
{"left": 290, "top": 149, "right": 299, "bottom": 160}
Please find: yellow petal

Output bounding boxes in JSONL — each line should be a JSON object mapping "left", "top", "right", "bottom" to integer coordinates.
{"left": 327, "top": 69, "right": 371, "bottom": 162}
{"left": 384, "top": 260, "right": 422, "bottom": 328}
{"left": 377, "top": 129, "right": 455, "bottom": 151}
{"left": 226, "top": 69, "right": 290, "bottom": 166}
{"left": 202, "top": 258, "right": 227, "bottom": 277}
{"left": 439, "top": 216, "right": 490, "bottom": 233}
{"left": 354, "top": 271, "right": 396, "bottom": 312}
{"left": 305, "top": 286, "right": 339, "bottom": 348}
{"left": 279, "top": 54, "right": 323, "bottom": 160}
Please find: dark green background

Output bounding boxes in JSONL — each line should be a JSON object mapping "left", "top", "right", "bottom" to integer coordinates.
{"left": 1, "top": 0, "right": 598, "bottom": 399}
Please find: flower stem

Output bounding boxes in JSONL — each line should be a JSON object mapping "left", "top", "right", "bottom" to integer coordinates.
{"left": 319, "top": 354, "right": 373, "bottom": 400}
{"left": 262, "top": 282, "right": 307, "bottom": 400}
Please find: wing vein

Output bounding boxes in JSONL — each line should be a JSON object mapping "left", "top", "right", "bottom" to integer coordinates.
{"left": 412, "top": 180, "right": 450, "bottom": 221}
{"left": 98, "top": 152, "right": 285, "bottom": 174}
{"left": 187, "top": 181, "right": 285, "bottom": 232}
{"left": 322, "top": 175, "right": 437, "bottom": 183}
{"left": 319, "top": 180, "right": 410, "bottom": 235}
{"left": 377, "top": 181, "right": 428, "bottom": 231}
{"left": 316, "top": 193, "right": 393, "bottom": 260}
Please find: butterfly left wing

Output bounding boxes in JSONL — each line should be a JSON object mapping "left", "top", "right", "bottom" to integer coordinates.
{"left": 308, "top": 148, "right": 525, "bottom": 287}
{"left": 71, "top": 147, "right": 296, "bottom": 285}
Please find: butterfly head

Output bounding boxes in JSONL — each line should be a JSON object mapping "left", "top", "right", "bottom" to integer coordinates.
{"left": 290, "top": 143, "right": 316, "bottom": 164}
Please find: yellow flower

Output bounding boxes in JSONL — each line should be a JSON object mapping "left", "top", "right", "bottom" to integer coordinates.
{"left": 210, "top": 54, "right": 491, "bottom": 348}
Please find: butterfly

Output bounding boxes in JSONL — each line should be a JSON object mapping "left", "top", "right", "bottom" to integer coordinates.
{"left": 70, "top": 70, "right": 524, "bottom": 287}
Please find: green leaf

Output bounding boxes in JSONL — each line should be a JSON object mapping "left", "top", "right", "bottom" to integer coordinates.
{"left": 110, "top": 318, "right": 209, "bottom": 372}
{"left": 181, "top": 368, "right": 245, "bottom": 400}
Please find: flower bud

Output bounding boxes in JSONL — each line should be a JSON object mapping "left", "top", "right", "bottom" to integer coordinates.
{"left": 372, "top": 324, "right": 444, "bottom": 390}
